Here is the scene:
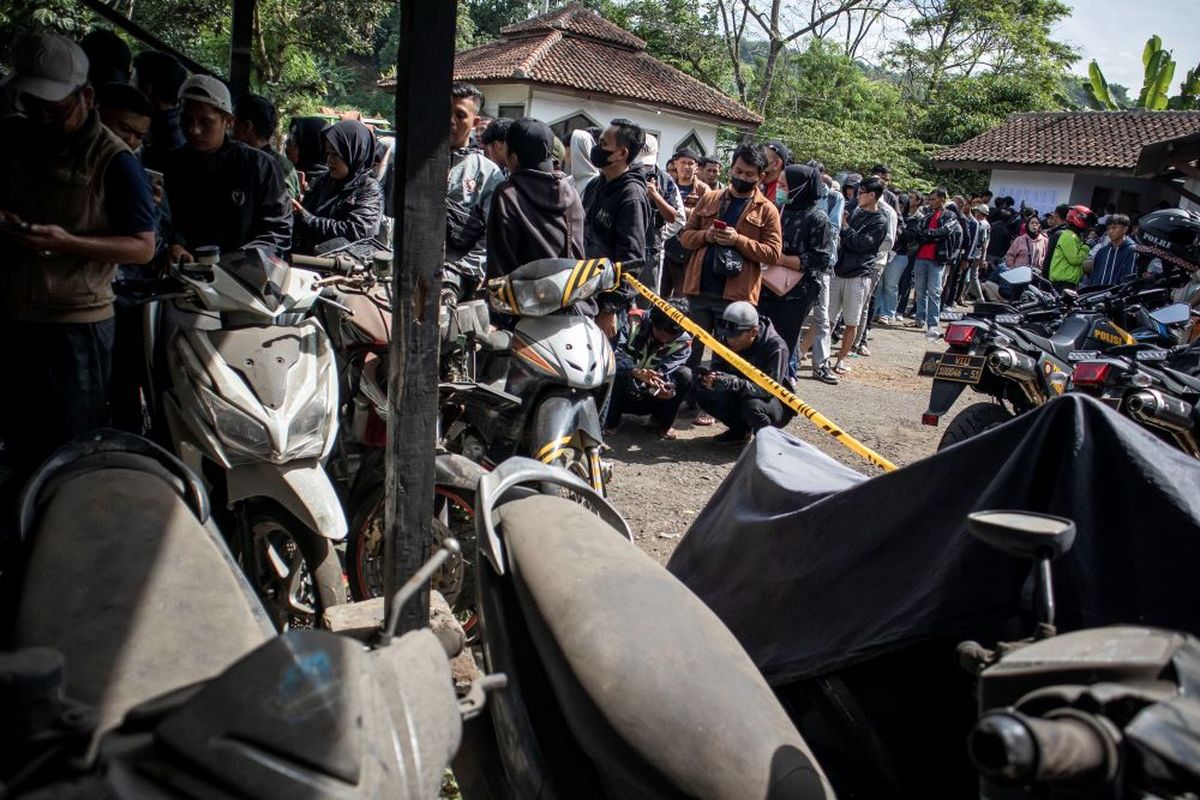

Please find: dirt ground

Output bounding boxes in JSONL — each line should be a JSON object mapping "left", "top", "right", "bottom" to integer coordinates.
{"left": 604, "top": 320, "right": 978, "bottom": 565}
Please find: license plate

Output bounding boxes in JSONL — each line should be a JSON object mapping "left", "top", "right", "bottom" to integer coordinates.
{"left": 919, "top": 350, "right": 986, "bottom": 384}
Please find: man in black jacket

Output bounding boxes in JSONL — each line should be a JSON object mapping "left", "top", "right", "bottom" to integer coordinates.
{"left": 582, "top": 117, "right": 652, "bottom": 338}
{"left": 486, "top": 117, "right": 585, "bottom": 279}
{"left": 163, "top": 76, "right": 291, "bottom": 261}
{"left": 827, "top": 176, "right": 889, "bottom": 376}
{"left": 697, "top": 301, "right": 794, "bottom": 446}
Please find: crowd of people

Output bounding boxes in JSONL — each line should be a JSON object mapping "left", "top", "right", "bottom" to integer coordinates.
{"left": 0, "top": 29, "right": 1169, "bottom": 474}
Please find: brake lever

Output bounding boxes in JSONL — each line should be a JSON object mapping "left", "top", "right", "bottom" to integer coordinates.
{"left": 316, "top": 294, "right": 354, "bottom": 315}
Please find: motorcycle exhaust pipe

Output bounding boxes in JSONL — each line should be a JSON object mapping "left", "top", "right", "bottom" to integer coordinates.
{"left": 987, "top": 348, "right": 1038, "bottom": 383}
{"left": 1126, "top": 389, "right": 1197, "bottom": 435}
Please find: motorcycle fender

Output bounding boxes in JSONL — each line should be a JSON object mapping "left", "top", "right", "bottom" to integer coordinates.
{"left": 529, "top": 391, "right": 603, "bottom": 463}
{"left": 435, "top": 452, "right": 486, "bottom": 493}
{"left": 226, "top": 460, "right": 348, "bottom": 540}
{"left": 925, "top": 379, "right": 967, "bottom": 419}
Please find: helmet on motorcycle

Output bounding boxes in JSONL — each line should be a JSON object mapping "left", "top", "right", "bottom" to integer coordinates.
{"left": 1065, "top": 204, "right": 1092, "bottom": 231}
{"left": 1137, "top": 208, "right": 1200, "bottom": 266}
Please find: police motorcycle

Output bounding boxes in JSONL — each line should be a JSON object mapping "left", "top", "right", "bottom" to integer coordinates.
{"left": 118, "top": 245, "right": 347, "bottom": 629}
{"left": 920, "top": 266, "right": 1190, "bottom": 449}
{"left": 1067, "top": 324, "right": 1200, "bottom": 458}
{"left": 958, "top": 509, "right": 1200, "bottom": 799}
{"left": 2, "top": 430, "right": 501, "bottom": 799}
{"left": 463, "top": 457, "right": 837, "bottom": 799}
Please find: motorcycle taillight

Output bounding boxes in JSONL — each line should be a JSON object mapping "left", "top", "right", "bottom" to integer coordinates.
{"left": 945, "top": 324, "right": 977, "bottom": 347}
{"left": 1071, "top": 362, "right": 1113, "bottom": 387}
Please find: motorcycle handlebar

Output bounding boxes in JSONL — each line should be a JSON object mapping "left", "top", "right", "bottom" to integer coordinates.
{"left": 291, "top": 253, "right": 359, "bottom": 276}
{"left": 969, "top": 710, "right": 1117, "bottom": 787}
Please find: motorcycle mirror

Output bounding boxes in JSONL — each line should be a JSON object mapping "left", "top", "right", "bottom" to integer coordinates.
{"left": 1000, "top": 267, "right": 1033, "bottom": 285}
{"left": 967, "top": 510, "right": 1076, "bottom": 561}
{"left": 968, "top": 511, "right": 1076, "bottom": 631}
{"left": 1150, "top": 302, "right": 1192, "bottom": 326}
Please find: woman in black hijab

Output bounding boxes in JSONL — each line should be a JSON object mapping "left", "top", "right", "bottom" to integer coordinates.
{"left": 292, "top": 119, "right": 384, "bottom": 254}
{"left": 756, "top": 163, "right": 835, "bottom": 374}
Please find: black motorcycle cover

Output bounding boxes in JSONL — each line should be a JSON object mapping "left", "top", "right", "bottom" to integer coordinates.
{"left": 667, "top": 395, "right": 1200, "bottom": 686}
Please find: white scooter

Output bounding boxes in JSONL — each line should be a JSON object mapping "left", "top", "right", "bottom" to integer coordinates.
{"left": 138, "top": 246, "right": 347, "bottom": 629}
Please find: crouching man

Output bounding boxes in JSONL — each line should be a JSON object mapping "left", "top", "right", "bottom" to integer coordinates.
{"left": 696, "top": 301, "right": 794, "bottom": 445}
{"left": 605, "top": 306, "right": 693, "bottom": 440}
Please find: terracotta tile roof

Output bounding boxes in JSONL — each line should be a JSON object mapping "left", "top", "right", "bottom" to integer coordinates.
{"left": 501, "top": 3, "right": 645, "bottom": 50}
{"left": 932, "top": 111, "right": 1200, "bottom": 172}
{"left": 380, "top": 4, "right": 761, "bottom": 127}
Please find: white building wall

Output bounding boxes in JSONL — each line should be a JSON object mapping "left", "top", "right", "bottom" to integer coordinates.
{"left": 1068, "top": 173, "right": 1178, "bottom": 214}
{"left": 988, "top": 169, "right": 1075, "bottom": 213}
{"left": 478, "top": 83, "right": 719, "bottom": 168}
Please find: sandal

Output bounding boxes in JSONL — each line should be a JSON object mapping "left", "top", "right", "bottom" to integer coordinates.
{"left": 833, "top": 359, "right": 851, "bottom": 375}
{"left": 693, "top": 412, "right": 716, "bottom": 426}
{"left": 647, "top": 424, "right": 678, "bottom": 440}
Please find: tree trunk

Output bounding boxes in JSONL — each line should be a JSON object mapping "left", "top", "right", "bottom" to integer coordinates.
{"left": 755, "top": 39, "right": 785, "bottom": 114}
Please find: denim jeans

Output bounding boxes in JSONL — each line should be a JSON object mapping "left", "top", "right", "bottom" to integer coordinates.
{"left": 875, "top": 253, "right": 908, "bottom": 318}
{"left": 912, "top": 258, "right": 945, "bottom": 328}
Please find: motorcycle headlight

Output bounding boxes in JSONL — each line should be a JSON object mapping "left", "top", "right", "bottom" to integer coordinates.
{"left": 285, "top": 394, "right": 330, "bottom": 460}
{"left": 198, "top": 386, "right": 272, "bottom": 457}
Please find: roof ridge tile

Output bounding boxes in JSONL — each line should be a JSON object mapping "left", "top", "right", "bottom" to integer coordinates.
{"left": 513, "top": 30, "right": 562, "bottom": 78}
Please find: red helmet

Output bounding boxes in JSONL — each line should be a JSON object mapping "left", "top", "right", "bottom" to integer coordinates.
{"left": 1065, "top": 204, "right": 1092, "bottom": 230}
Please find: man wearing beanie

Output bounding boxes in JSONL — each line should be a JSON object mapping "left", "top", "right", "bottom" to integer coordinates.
{"left": 486, "top": 117, "right": 585, "bottom": 279}
{"left": 0, "top": 34, "right": 156, "bottom": 476}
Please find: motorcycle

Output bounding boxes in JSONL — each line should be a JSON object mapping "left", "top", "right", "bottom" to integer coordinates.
{"left": 127, "top": 245, "right": 348, "bottom": 629}
{"left": 3, "top": 429, "right": 500, "bottom": 799}
{"left": 464, "top": 457, "right": 837, "bottom": 799}
{"left": 443, "top": 257, "right": 627, "bottom": 494}
{"left": 1068, "top": 327, "right": 1200, "bottom": 457}
{"left": 301, "top": 242, "right": 489, "bottom": 612}
{"left": 920, "top": 267, "right": 1189, "bottom": 448}
{"left": 958, "top": 509, "right": 1200, "bottom": 798}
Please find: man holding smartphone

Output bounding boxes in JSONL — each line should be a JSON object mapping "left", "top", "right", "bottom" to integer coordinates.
{"left": 676, "top": 142, "right": 781, "bottom": 425}
{"left": 0, "top": 34, "right": 155, "bottom": 477}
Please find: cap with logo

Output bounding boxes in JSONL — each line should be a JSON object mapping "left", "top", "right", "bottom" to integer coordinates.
{"left": 3, "top": 34, "right": 89, "bottom": 102}
{"left": 178, "top": 75, "right": 233, "bottom": 115}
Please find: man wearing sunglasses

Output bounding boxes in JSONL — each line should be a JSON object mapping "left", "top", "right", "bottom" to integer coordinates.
{"left": 0, "top": 34, "right": 156, "bottom": 477}
{"left": 696, "top": 301, "right": 793, "bottom": 445}
{"left": 604, "top": 305, "right": 693, "bottom": 440}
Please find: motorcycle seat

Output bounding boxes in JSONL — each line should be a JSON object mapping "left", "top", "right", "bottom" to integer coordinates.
{"left": 497, "top": 494, "right": 833, "bottom": 800}
{"left": 16, "top": 456, "right": 274, "bottom": 741}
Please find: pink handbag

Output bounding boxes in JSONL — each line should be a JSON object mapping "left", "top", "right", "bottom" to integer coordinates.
{"left": 760, "top": 263, "right": 802, "bottom": 297}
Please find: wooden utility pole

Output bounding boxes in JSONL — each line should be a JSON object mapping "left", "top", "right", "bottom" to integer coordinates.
{"left": 384, "top": 0, "right": 456, "bottom": 633}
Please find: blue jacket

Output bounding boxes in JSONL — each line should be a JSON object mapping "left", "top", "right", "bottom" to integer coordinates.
{"left": 1081, "top": 237, "right": 1138, "bottom": 287}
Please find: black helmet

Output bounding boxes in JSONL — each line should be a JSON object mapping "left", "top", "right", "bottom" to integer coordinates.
{"left": 1137, "top": 208, "right": 1200, "bottom": 266}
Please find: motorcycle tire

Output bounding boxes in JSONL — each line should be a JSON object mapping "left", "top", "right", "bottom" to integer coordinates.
{"left": 243, "top": 507, "right": 346, "bottom": 632}
{"left": 347, "top": 483, "right": 477, "bottom": 618}
{"left": 937, "top": 402, "right": 1014, "bottom": 450}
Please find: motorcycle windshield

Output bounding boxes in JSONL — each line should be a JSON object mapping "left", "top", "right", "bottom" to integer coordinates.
{"left": 222, "top": 247, "right": 289, "bottom": 312}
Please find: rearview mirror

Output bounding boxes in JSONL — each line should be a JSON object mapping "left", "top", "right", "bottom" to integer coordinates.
{"left": 967, "top": 510, "right": 1076, "bottom": 561}
{"left": 999, "top": 267, "right": 1032, "bottom": 285}
{"left": 1149, "top": 302, "right": 1192, "bottom": 326}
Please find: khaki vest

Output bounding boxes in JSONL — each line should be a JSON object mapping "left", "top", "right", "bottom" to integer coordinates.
{"left": 0, "top": 112, "right": 130, "bottom": 323}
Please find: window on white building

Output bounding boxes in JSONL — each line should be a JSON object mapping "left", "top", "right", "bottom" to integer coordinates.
{"left": 549, "top": 111, "right": 601, "bottom": 144}
{"left": 673, "top": 131, "right": 707, "bottom": 157}
{"left": 496, "top": 104, "right": 525, "bottom": 120}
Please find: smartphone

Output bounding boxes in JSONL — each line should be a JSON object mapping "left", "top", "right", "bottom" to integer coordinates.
{"left": 0, "top": 218, "right": 31, "bottom": 234}
{"left": 713, "top": 219, "right": 728, "bottom": 230}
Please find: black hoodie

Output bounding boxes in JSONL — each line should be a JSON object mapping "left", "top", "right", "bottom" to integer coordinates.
{"left": 777, "top": 164, "right": 834, "bottom": 298}
{"left": 710, "top": 316, "right": 793, "bottom": 397}
{"left": 486, "top": 169, "right": 586, "bottom": 279}
{"left": 582, "top": 165, "right": 652, "bottom": 308}
{"left": 293, "top": 120, "right": 383, "bottom": 254}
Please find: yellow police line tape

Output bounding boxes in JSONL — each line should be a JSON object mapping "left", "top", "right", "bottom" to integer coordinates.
{"left": 619, "top": 271, "right": 898, "bottom": 473}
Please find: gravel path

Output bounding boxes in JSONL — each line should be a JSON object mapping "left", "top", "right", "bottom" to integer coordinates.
{"left": 605, "top": 321, "right": 976, "bottom": 564}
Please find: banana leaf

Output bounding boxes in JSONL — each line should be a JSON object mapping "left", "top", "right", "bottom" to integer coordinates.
{"left": 1087, "top": 60, "right": 1117, "bottom": 110}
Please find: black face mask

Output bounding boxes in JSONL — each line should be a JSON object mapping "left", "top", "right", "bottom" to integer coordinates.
{"left": 729, "top": 176, "right": 756, "bottom": 194}
{"left": 590, "top": 144, "right": 614, "bottom": 169}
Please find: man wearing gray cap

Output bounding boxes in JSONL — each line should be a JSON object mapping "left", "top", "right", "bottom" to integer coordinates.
{"left": 696, "top": 300, "right": 793, "bottom": 445}
{"left": 0, "top": 33, "right": 156, "bottom": 476}
{"left": 162, "top": 74, "right": 291, "bottom": 262}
